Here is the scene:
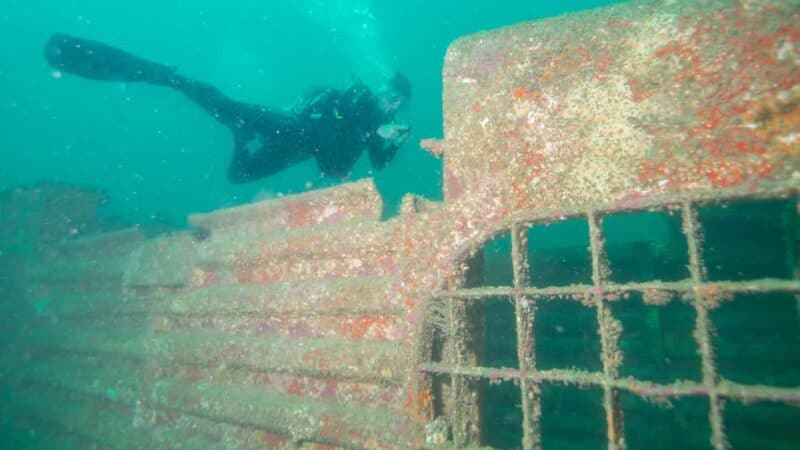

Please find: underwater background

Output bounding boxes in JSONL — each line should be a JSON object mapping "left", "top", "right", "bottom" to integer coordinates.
{"left": 2, "top": 1, "right": 799, "bottom": 449}
{"left": 0, "top": 0, "right": 620, "bottom": 226}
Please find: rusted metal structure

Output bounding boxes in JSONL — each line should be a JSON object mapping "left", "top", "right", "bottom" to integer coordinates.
{"left": 1, "top": 0, "right": 798, "bottom": 448}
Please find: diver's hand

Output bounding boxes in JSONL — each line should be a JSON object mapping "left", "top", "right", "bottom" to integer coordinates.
{"left": 377, "top": 123, "right": 410, "bottom": 146}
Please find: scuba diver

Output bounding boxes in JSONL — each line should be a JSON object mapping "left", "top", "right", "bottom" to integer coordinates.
{"left": 44, "top": 33, "right": 412, "bottom": 183}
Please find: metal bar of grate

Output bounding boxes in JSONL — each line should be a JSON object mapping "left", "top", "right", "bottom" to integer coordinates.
{"left": 448, "top": 295, "right": 467, "bottom": 447}
{"left": 681, "top": 202, "right": 726, "bottom": 450}
{"left": 511, "top": 223, "right": 540, "bottom": 450}
{"left": 715, "top": 380, "right": 800, "bottom": 404}
{"left": 588, "top": 211, "right": 625, "bottom": 450}
{"left": 432, "top": 279, "right": 800, "bottom": 301}
{"left": 417, "top": 363, "right": 800, "bottom": 404}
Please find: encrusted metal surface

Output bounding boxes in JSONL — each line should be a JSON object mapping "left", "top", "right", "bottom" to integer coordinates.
{"left": 441, "top": 0, "right": 799, "bottom": 209}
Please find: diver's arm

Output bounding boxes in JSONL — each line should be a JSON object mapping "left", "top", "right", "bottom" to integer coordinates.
{"left": 168, "top": 75, "right": 266, "bottom": 130}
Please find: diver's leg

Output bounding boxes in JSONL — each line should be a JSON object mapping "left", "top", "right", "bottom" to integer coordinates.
{"left": 167, "top": 75, "right": 254, "bottom": 130}
{"left": 45, "top": 33, "right": 251, "bottom": 129}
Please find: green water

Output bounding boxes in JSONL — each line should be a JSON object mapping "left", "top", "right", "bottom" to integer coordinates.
{"left": 2, "top": 1, "right": 799, "bottom": 449}
{"left": 0, "top": 0, "right": 619, "bottom": 226}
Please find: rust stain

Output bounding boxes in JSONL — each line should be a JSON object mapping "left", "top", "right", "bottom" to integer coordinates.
{"left": 444, "top": 167, "right": 465, "bottom": 200}
{"left": 286, "top": 201, "right": 314, "bottom": 228}
{"left": 512, "top": 86, "right": 532, "bottom": 99}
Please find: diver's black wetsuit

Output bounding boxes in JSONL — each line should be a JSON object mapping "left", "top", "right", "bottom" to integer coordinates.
{"left": 44, "top": 33, "right": 404, "bottom": 183}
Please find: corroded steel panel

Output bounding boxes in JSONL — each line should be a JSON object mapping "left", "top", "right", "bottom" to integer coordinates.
{"left": 43, "top": 292, "right": 152, "bottom": 317}
{"left": 0, "top": 182, "right": 111, "bottom": 255}
{"left": 151, "top": 332, "right": 406, "bottom": 382}
{"left": 19, "top": 358, "right": 142, "bottom": 406}
{"left": 196, "top": 220, "right": 394, "bottom": 268}
{"left": 123, "top": 232, "right": 195, "bottom": 288}
{"left": 26, "top": 329, "right": 148, "bottom": 359}
{"left": 164, "top": 368, "right": 405, "bottom": 410}
{"left": 165, "top": 277, "right": 404, "bottom": 317}
{"left": 188, "top": 178, "right": 382, "bottom": 234}
{"left": 151, "top": 379, "right": 407, "bottom": 449}
{"left": 228, "top": 253, "right": 399, "bottom": 285}
{"left": 166, "top": 314, "right": 407, "bottom": 341}
{"left": 55, "top": 227, "right": 144, "bottom": 258}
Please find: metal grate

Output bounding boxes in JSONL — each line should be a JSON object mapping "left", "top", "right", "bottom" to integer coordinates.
{"left": 419, "top": 185, "right": 800, "bottom": 450}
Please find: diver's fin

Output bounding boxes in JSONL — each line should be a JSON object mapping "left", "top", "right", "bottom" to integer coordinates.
{"left": 44, "top": 33, "right": 176, "bottom": 85}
